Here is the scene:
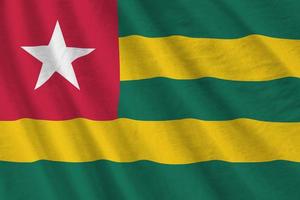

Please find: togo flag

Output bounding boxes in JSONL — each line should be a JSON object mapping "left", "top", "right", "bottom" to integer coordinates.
{"left": 0, "top": 0, "right": 300, "bottom": 199}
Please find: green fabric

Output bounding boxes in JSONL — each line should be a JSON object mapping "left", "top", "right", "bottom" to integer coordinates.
{"left": 119, "top": 0, "right": 300, "bottom": 38}
{"left": 0, "top": 160, "right": 299, "bottom": 200}
{"left": 119, "top": 77, "right": 300, "bottom": 121}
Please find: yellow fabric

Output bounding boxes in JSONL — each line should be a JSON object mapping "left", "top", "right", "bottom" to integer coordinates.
{"left": 120, "top": 35, "right": 300, "bottom": 81}
{"left": 1, "top": 118, "right": 300, "bottom": 164}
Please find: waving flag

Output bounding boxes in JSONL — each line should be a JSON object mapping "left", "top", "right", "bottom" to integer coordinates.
{"left": 1, "top": 0, "right": 300, "bottom": 199}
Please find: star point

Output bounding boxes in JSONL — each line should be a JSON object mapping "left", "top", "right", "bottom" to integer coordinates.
{"left": 22, "top": 21, "right": 95, "bottom": 90}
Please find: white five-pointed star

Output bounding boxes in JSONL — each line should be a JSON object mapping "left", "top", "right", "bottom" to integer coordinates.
{"left": 22, "top": 21, "right": 95, "bottom": 90}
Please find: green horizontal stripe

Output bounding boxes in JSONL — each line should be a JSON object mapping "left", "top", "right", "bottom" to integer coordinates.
{"left": 119, "top": 0, "right": 300, "bottom": 38}
{"left": 0, "top": 161, "right": 299, "bottom": 200}
{"left": 119, "top": 77, "right": 300, "bottom": 122}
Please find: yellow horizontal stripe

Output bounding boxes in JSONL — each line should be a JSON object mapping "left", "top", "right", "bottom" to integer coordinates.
{"left": 120, "top": 35, "right": 300, "bottom": 81}
{"left": 1, "top": 118, "right": 300, "bottom": 164}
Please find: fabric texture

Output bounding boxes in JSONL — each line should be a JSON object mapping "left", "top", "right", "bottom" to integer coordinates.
{"left": 1, "top": 0, "right": 300, "bottom": 199}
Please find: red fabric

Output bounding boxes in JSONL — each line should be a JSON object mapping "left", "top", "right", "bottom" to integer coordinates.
{"left": 0, "top": 0, "right": 119, "bottom": 120}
